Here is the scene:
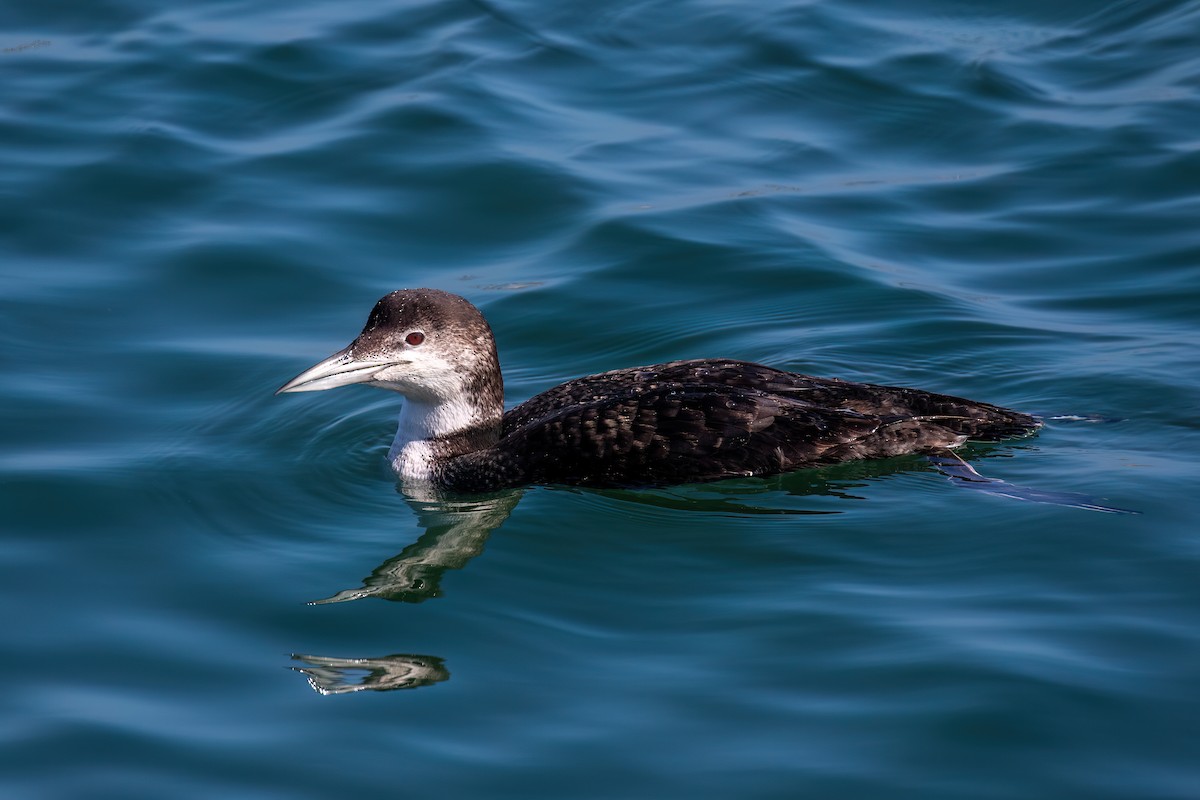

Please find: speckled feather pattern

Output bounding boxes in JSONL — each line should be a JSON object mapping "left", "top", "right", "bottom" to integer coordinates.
{"left": 439, "top": 359, "right": 1041, "bottom": 493}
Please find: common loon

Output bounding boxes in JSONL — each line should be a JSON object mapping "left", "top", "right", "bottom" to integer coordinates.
{"left": 276, "top": 289, "right": 1041, "bottom": 493}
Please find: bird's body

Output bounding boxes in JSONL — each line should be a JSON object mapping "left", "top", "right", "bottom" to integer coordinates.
{"left": 277, "top": 289, "right": 1040, "bottom": 494}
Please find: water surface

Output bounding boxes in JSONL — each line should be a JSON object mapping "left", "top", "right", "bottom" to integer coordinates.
{"left": 3, "top": 1, "right": 1199, "bottom": 798}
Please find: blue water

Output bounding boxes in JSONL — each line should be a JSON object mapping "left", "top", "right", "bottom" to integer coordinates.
{"left": 3, "top": 1, "right": 1200, "bottom": 797}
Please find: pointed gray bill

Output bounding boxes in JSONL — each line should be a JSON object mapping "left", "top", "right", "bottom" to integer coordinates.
{"left": 276, "top": 346, "right": 395, "bottom": 394}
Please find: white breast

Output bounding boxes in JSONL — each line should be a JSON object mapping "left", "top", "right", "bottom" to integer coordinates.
{"left": 389, "top": 438, "right": 439, "bottom": 483}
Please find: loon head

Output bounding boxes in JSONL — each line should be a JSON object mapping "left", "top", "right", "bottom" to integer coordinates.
{"left": 276, "top": 289, "right": 502, "bottom": 409}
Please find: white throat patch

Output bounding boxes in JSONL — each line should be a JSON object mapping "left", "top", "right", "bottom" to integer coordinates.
{"left": 387, "top": 396, "right": 480, "bottom": 481}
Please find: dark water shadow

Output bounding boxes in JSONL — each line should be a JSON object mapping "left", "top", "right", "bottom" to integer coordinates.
{"left": 590, "top": 453, "right": 958, "bottom": 513}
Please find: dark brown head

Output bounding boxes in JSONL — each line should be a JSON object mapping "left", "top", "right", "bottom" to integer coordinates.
{"left": 276, "top": 289, "right": 502, "bottom": 407}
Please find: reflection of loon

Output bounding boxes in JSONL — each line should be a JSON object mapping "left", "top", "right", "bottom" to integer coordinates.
{"left": 277, "top": 289, "right": 1041, "bottom": 493}
{"left": 291, "top": 653, "right": 448, "bottom": 694}
{"left": 311, "top": 492, "right": 520, "bottom": 604}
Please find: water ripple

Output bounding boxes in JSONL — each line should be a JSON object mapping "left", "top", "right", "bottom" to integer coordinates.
{"left": 3, "top": 0, "right": 1198, "bottom": 797}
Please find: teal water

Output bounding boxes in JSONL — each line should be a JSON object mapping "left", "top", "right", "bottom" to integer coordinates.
{"left": 4, "top": 1, "right": 1200, "bottom": 797}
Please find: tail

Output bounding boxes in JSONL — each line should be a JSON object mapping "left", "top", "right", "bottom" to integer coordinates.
{"left": 877, "top": 410, "right": 1040, "bottom": 443}
{"left": 968, "top": 410, "right": 1042, "bottom": 441}
{"left": 925, "top": 405, "right": 1042, "bottom": 442}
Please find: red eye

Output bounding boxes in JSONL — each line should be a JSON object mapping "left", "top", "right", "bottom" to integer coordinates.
{"left": 405, "top": 331, "right": 425, "bottom": 346}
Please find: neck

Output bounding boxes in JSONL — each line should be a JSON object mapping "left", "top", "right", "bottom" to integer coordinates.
{"left": 388, "top": 394, "right": 502, "bottom": 483}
